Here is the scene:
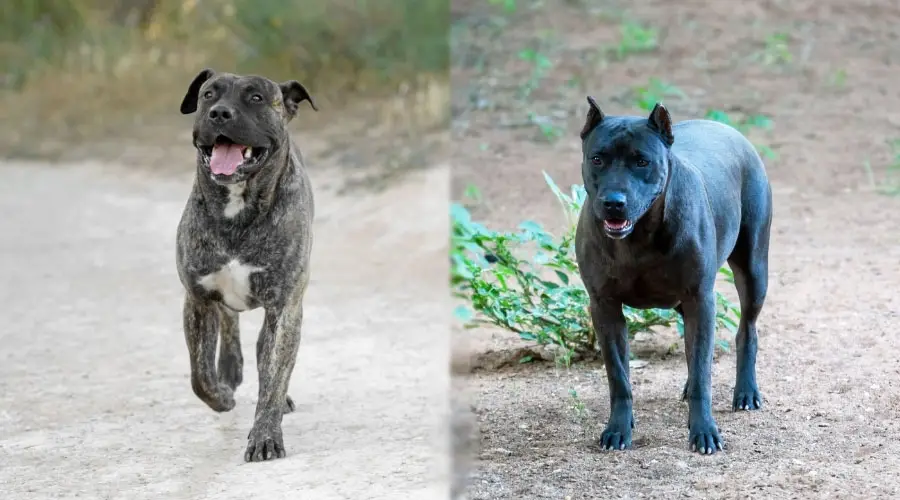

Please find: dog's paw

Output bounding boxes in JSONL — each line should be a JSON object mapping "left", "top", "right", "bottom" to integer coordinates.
{"left": 193, "top": 381, "right": 236, "bottom": 412}
{"left": 216, "top": 385, "right": 236, "bottom": 412}
{"left": 732, "top": 383, "right": 763, "bottom": 411}
{"left": 244, "top": 422, "right": 286, "bottom": 462}
{"left": 688, "top": 417, "right": 723, "bottom": 455}
{"left": 598, "top": 415, "right": 634, "bottom": 451}
{"left": 284, "top": 395, "right": 296, "bottom": 414}
{"left": 218, "top": 353, "right": 243, "bottom": 390}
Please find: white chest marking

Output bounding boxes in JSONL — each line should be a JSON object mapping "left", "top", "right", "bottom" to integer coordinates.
{"left": 223, "top": 183, "right": 247, "bottom": 218}
{"left": 197, "top": 259, "right": 263, "bottom": 311}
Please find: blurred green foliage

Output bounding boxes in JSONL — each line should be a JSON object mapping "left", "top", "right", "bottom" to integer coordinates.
{"left": 1, "top": 0, "right": 449, "bottom": 94}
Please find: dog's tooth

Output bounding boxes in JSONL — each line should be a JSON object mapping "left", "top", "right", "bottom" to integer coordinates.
{"left": 244, "top": 147, "right": 253, "bottom": 160}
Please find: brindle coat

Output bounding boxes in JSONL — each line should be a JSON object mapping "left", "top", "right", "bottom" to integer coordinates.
{"left": 176, "top": 69, "right": 317, "bottom": 462}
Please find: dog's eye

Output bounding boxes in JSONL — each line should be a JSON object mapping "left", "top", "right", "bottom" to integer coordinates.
{"left": 636, "top": 158, "right": 650, "bottom": 167}
{"left": 251, "top": 94, "right": 263, "bottom": 103}
{"left": 590, "top": 155, "right": 603, "bottom": 166}
{"left": 202, "top": 91, "right": 214, "bottom": 100}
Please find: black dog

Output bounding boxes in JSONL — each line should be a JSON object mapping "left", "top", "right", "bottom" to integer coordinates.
{"left": 176, "top": 69, "right": 317, "bottom": 462}
{"left": 574, "top": 98, "right": 773, "bottom": 455}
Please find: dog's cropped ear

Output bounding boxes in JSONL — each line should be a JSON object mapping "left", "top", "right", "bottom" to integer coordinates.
{"left": 647, "top": 103, "right": 674, "bottom": 146}
{"left": 580, "top": 96, "right": 605, "bottom": 141}
{"left": 180, "top": 69, "right": 215, "bottom": 115}
{"left": 279, "top": 80, "right": 318, "bottom": 120}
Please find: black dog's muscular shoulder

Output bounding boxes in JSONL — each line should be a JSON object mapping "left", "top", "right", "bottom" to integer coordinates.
{"left": 574, "top": 97, "right": 773, "bottom": 455}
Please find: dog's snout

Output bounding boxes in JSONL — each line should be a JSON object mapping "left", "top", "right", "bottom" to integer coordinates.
{"left": 208, "top": 104, "right": 235, "bottom": 124}
{"left": 602, "top": 193, "right": 627, "bottom": 212}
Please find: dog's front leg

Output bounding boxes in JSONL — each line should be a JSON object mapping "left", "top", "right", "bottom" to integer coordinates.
{"left": 589, "top": 298, "right": 634, "bottom": 450}
{"left": 244, "top": 301, "right": 304, "bottom": 462}
{"left": 183, "top": 294, "right": 236, "bottom": 412}
{"left": 681, "top": 290, "right": 723, "bottom": 454}
{"left": 216, "top": 305, "right": 243, "bottom": 392}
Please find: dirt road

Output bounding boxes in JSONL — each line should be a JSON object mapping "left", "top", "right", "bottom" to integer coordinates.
{"left": 0, "top": 160, "right": 449, "bottom": 499}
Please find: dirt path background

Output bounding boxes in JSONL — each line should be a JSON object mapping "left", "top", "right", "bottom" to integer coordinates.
{"left": 451, "top": 0, "right": 900, "bottom": 498}
{"left": 0, "top": 131, "right": 450, "bottom": 498}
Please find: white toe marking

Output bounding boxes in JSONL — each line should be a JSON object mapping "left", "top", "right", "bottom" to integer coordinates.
{"left": 223, "top": 182, "right": 247, "bottom": 218}
{"left": 197, "top": 259, "right": 263, "bottom": 311}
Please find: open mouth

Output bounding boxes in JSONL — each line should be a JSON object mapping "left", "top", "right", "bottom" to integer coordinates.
{"left": 198, "top": 135, "right": 268, "bottom": 176}
{"left": 603, "top": 218, "right": 634, "bottom": 237}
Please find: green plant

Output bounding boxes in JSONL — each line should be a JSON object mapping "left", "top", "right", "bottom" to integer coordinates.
{"left": 828, "top": 68, "right": 848, "bottom": 89}
{"left": 612, "top": 21, "right": 658, "bottom": 60}
{"left": 461, "top": 184, "right": 483, "bottom": 206}
{"left": 527, "top": 112, "right": 565, "bottom": 142}
{"left": 451, "top": 172, "right": 741, "bottom": 364}
{"left": 886, "top": 140, "right": 900, "bottom": 194}
{"left": 632, "top": 78, "right": 685, "bottom": 112}
{"left": 758, "top": 32, "right": 792, "bottom": 66}
{"left": 865, "top": 139, "right": 900, "bottom": 195}
{"left": 517, "top": 47, "right": 553, "bottom": 98}
{"left": 488, "top": 0, "right": 519, "bottom": 13}
{"left": 705, "top": 109, "right": 777, "bottom": 160}
{"left": 569, "top": 388, "right": 588, "bottom": 418}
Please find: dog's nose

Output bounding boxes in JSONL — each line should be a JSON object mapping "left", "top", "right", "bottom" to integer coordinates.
{"left": 602, "top": 193, "right": 627, "bottom": 211}
{"left": 208, "top": 104, "right": 235, "bottom": 124}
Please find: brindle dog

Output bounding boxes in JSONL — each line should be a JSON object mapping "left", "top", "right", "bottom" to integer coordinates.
{"left": 176, "top": 68, "right": 317, "bottom": 462}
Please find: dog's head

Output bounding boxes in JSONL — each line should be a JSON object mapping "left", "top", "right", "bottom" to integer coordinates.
{"left": 180, "top": 69, "right": 318, "bottom": 184}
{"left": 579, "top": 97, "right": 674, "bottom": 240}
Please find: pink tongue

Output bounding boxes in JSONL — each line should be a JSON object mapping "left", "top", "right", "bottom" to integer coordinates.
{"left": 210, "top": 144, "right": 245, "bottom": 175}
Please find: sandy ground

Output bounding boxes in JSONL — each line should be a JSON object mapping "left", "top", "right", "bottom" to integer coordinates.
{"left": 0, "top": 156, "right": 449, "bottom": 499}
{"left": 451, "top": 0, "right": 900, "bottom": 498}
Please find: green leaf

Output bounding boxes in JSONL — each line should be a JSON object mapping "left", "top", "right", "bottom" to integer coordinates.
{"left": 519, "top": 219, "right": 543, "bottom": 233}
{"left": 453, "top": 305, "right": 474, "bottom": 322}
{"left": 716, "top": 338, "right": 731, "bottom": 352}
{"left": 449, "top": 202, "right": 472, "bottom": 223}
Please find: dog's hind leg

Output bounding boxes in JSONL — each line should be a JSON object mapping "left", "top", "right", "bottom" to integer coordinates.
{"left": 183, "top": 294, "right": 236, "bottom": 412}
{"left": 727, "top": 193, "right": 772, "bottom": 411}
{"left": 216, "top": 306, "right": 243, "bottom": 391}
{"left": 245, "top": 294, "right": 305, "bottom": 462}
